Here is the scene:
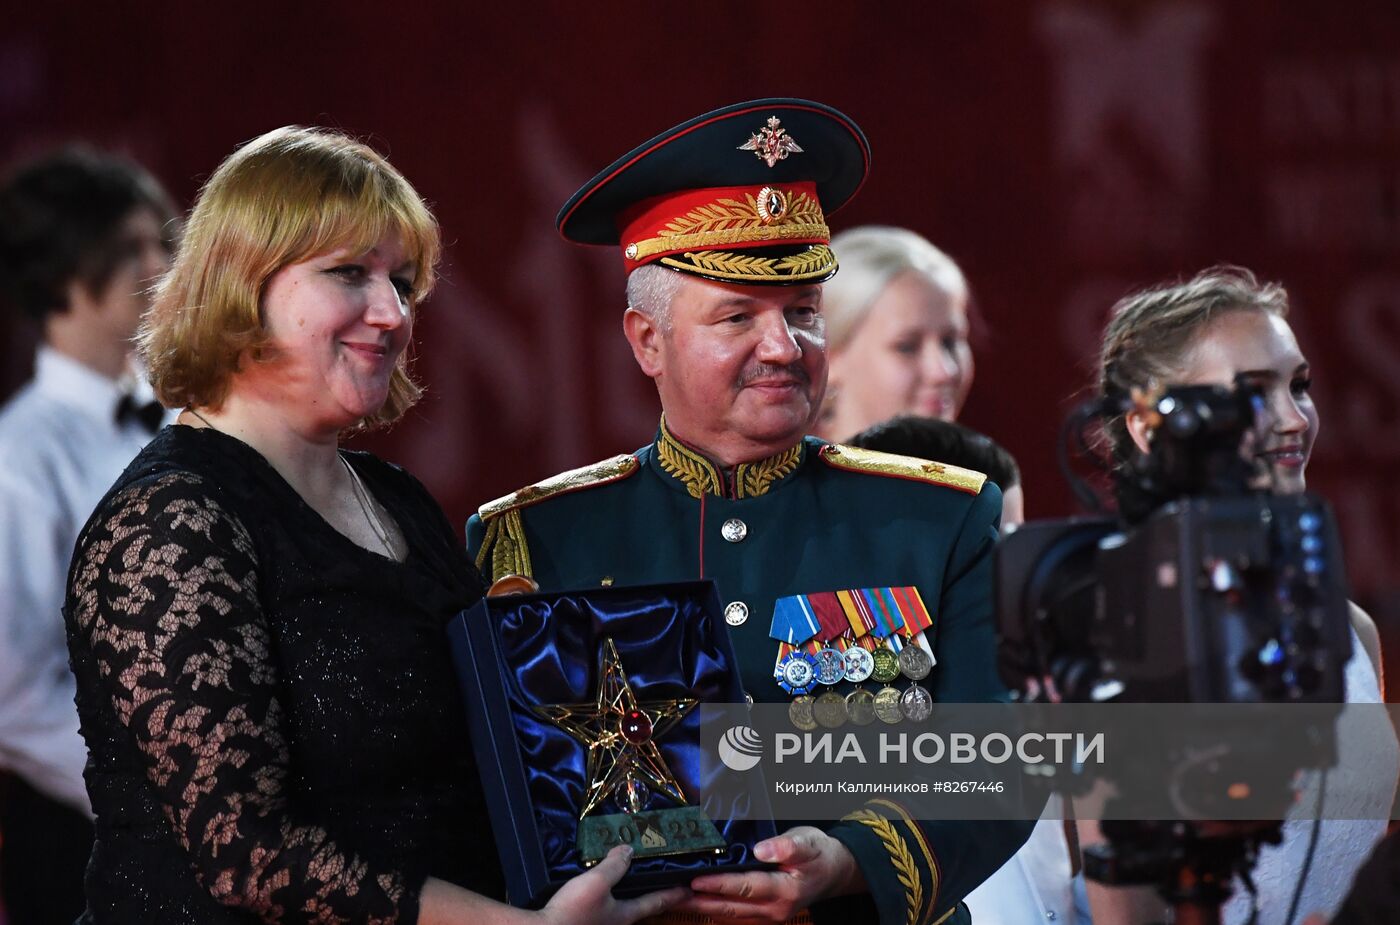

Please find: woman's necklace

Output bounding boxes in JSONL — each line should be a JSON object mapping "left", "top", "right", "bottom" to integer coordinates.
{"left": 186, "top": 407, "right": 399, "bottom": 560}
{"left": 342, "top": 456, "right": 400, "bottom": 560}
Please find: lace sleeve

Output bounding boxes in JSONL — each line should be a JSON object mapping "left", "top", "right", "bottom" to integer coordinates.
{"left": 67, "top": 471, "right": 414, "bottom": 924}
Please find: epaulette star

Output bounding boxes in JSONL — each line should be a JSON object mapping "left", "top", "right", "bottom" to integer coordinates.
{"left": 818, "top": 444, "right": 986, "bottom": 496}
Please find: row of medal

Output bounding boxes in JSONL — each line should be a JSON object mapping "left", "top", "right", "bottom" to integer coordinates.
{"left": 775, "top": 639, "right": 934, "bottom": 729}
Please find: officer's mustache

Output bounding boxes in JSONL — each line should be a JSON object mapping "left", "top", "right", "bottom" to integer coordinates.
{"left": 737, "top": 362, "right": 811, "bottom": 388}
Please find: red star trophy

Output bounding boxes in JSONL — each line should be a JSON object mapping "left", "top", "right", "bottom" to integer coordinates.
{"left": 534, "top": 637, "right": 726, "bottom": 863}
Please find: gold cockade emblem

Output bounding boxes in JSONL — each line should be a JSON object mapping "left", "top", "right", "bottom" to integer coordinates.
{"left": 755, "top": 186, "right": 788, "bottom": 224}
{"left": 738, "top": 116, "right": 804, "bottom": 168}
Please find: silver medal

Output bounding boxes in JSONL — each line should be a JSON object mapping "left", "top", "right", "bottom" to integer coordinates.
{"left": 899, "top": 683, "right": 933, "bottom": 722}
{"left": 814, "top": 647, "right": 845, "bottom": 685}
{"left": 898, "top": 644, "right": 932, "bottom": 681}
{"left": 842, "top": 646, "right": 874, "bottom": 683}
{"left": 782, "top": 656, "right": 815, "bottom": 690}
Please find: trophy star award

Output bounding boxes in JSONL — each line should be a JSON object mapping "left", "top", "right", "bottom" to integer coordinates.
{"left": 449, "top": 579, "right": 777, "bottom": 906}
{"left": 532, "top": 637, "right": 726, "bottom": 863}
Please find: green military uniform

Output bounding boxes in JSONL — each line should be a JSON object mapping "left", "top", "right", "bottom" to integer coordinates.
{"left": 468, "top": 420, "right": 1027, "bottom": 925}
{"left": 479, "top": 96, "right": 1030, "bottom": 925}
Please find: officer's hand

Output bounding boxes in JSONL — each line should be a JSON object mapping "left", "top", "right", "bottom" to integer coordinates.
{"left": 540, "top": 845, "right": 688, "bottom": 925}
{"left": 678, "top": 827, "right": 865, "bottom": 923}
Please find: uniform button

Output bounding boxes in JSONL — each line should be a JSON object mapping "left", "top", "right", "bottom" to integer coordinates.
{"left": 721, "top": 518, "right": 748, "bottom": 543}
{"left": 724, "top": 601, "right": 749, "bottom": 626}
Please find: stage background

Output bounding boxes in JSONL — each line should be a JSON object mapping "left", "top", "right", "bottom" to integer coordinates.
{"left": 4, "top": 1, "right": 1399, "bottom": 682}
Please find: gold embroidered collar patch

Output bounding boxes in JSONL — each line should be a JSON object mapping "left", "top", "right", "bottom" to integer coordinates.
{"left": 655, "top": 417, "right": 804, "bottom": 500}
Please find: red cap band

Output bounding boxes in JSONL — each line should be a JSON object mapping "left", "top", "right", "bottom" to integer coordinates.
{"left": 617, "top": 181, "right": 829, "bottom": 273}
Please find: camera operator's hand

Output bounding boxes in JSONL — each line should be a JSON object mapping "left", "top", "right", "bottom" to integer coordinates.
{"left": 1076, "top": 818, "right": 1170, "bottom": 925}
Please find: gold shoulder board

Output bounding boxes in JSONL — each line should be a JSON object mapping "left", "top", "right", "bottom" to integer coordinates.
{"left": 478, "top": 453, "right": 640, "bottom": 520}
{"left": 817, "top": 443, "right": 986, "bottom": 496}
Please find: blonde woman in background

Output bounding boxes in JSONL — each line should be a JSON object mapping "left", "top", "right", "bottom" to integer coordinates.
{"left": 821, "top": 226, "right": 1083, "bottom": 924}
{"left": 817, "top": 226, "right": 975, "bottom": 440}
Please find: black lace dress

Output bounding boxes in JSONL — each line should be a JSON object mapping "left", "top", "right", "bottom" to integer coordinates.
{"left": 64, "top": 425, "right": 504, "bottom": 924}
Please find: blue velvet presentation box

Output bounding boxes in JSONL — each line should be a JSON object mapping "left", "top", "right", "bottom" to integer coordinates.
{"left": 448, "top": 580, "right": 776, "bottom": 908}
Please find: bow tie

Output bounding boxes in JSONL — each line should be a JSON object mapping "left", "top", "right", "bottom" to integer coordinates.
{"left": 115, "top": 393, "right": 165, "bottom": 435}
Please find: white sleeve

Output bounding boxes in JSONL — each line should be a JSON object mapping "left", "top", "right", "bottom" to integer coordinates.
{"left": 0, "top": 469, "right": 93, "bottom": 815}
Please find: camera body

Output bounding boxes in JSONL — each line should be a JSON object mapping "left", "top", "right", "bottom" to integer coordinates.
{"left": 996, "top": 382, "right": 1352, "bottom": 706}
{"left": 996, "top": 377, "right": 1355, "bottom": 895}
{"left": 998, "top": 495, "right": 1351, "bottom": 706}
{"left": 993, "top": 371, "right": 1355, "bottom": 905}
{"left": 1098, "top": 494, "right": 1350, "bottom": 704}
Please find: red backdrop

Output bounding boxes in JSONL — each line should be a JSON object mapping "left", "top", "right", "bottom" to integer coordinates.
{"left": 4, "top": 1, "right": 1399, "bottom": 675}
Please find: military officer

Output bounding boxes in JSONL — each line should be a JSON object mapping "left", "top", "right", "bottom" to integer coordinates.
{"left": 467, "top": 99, "right": 1028, "bottom": 925}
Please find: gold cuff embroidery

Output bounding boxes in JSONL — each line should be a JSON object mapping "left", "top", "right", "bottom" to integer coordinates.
{"left": 842, "top": 807, "right": 924, "bottom": 925}
{"left": 870, "top": 799, "right": 940, "bottom": 922}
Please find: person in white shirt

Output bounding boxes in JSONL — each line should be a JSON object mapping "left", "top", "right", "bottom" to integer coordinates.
{"left": 0, "top": 147, "right": 175, "bottom": 924}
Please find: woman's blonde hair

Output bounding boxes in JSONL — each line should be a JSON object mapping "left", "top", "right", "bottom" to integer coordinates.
{"left": 823, "top": 225, "right": 968, "bottom": 350}
{"left": 140, "top": 126, "right": 440, "bottom": 428}
{"left": 1098, "top": 264, "right": 1290, "bottom": 465}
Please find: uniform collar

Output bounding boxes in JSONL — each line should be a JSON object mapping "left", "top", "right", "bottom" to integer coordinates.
{"left": 653, "top": 415, "right": 805, "bottom": 500}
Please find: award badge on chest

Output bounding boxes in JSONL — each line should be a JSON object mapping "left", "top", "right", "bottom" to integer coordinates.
{"left": 771, "top": 586, "right": 938, "bottom": 729}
